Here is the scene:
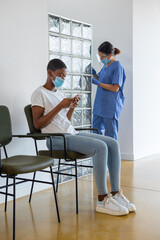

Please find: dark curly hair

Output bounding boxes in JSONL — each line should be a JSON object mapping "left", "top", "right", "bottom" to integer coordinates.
{"left": 47, "top": 59, "right": 67, "bottom": 72}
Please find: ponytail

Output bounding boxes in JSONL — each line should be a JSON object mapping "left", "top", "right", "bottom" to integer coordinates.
{"left": 114, "top": 48, "right": 121, "bottom": 55}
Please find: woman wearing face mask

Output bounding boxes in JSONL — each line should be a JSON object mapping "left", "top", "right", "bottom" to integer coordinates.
{"left": 31, "top": 59, "right": 136, "bottom": 216}
{"left": 92, "top": 41, "right": 126, "bottom": 140}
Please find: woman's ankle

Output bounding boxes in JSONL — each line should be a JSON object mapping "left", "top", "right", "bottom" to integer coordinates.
{"left": 98, "top": 194, "right": 108, "bottom": 201}
{"left": 110, "top": 191, "right": 119, "bottom": 196}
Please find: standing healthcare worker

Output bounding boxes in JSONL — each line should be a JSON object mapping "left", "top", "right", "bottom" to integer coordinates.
{"left": 92, "top": 41, "right": 126, "bottom": 140}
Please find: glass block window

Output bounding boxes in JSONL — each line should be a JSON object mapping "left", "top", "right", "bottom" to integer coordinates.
{"left": 48, "top": 14, "right": 93, "bottom": 183}
{"left": 48, "top": 14, "right": 93, "bottom": 128}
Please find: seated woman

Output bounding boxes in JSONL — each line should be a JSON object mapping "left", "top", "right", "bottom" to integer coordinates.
{"left": 31, "top": 59, "right": 136, "bottom": 216}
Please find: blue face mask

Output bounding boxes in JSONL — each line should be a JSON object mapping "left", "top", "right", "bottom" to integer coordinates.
{"left": 101, "top": 58, "right": 111, "bottom": 65}
{"left": 52, "top": 76, "right": 64, "bottom": 88}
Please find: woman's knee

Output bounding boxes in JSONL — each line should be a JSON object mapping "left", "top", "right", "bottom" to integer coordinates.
{"left": 109, "top": 138, "right": 120, "bottom": 154}
{"left": 95, "top": 140, "right": 108, "bottom": 154}
{"left": 103, "top": 136, "right": 120, "bottom": 151}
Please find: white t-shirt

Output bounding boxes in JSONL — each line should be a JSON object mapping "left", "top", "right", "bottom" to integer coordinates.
{"left": 31, "top": 86, "right": 77, "bottom": 135}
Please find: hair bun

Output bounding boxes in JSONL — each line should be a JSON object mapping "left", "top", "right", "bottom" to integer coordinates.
{"left": 114, "top": 48, "right": 121, "bottom": 55}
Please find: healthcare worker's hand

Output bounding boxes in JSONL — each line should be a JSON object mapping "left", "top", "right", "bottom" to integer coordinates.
{"left": 92, "top": 67, "right": 96, "bottom": 75}
{"left": 92, "top": 78, "right": 100, "bottom": 86}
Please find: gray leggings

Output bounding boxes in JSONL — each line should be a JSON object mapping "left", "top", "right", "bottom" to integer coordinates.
{"left": 47, "top": 132, "right": 121, "bottom": 195}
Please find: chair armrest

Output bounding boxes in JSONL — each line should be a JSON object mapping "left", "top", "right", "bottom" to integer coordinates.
{"left": 12, "top": 133, "right": 67, "bottom": 138}
{"left": 12, "top": 133, "right": 68, "bottom": 160}
{"left": 0, "top": 146, "right": 1, "bottom": 173}
{"left": 75, "top": 128, "right": 100, "bottom": 134}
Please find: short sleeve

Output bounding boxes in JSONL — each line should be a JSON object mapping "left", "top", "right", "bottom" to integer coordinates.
{"left": 31, "top": 88, "right": 44, "bottom": 108}
{"left": 112, "top": 64, "right": 124, "bottom": 87}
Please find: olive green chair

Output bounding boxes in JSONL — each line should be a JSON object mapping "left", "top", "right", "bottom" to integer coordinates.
{"left": 0, "top": 105, "right": 60, "bottom": 240}
{"left": 24, "top": 104, "right": 97, "bottom": 214}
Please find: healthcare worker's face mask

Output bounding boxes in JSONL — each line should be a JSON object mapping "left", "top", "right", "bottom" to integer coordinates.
{"left": 96, "top": 53, "right": 111, "bottom": 65}
{"left": 101, "top": 57, "right": 111, "bottom": 65}
{"left": 52, "top": 73, "right": 64, "bottom": 88}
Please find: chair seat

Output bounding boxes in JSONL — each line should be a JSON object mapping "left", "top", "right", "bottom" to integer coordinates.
{"left": 1, "top": 155, "right": 54, "bottom": 175}
{"left": 38, "top": 150, "right": 92, "bottom": 160}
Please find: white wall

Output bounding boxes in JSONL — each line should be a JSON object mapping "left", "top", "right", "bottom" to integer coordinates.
{"left": 0, "top": 0, "right": 133, "bottom": 203}
{"left": 48, "top": 0, "right": 134, "bottom": 159}
{"left": 133, "top": 0, "right": 160, "bottom": 159}
{"left": 0, "top": 0, "right": 48, "bottom": 157}
{"left": 0, "top": 0, "right": 49, "bottom": 203}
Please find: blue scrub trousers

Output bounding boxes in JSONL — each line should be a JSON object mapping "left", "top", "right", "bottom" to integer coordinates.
{"left": 93, "top": 114, "right": 118, "bottom": 140}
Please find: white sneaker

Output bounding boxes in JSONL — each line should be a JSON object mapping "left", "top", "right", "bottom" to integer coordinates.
{"left": 96, "top": 195, "right": 129, "bottom": 216}
{"left": 112, "top": 190, "right": 136, "bottom": 212}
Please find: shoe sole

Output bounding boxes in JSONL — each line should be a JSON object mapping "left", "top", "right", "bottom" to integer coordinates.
{"left": 128, "top": 208, "right": 136, "bottom": 212}
{"left": 96, "top": 207, "right": 129, "bottom": 216}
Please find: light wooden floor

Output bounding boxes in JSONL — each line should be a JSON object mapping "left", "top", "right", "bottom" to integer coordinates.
{"left": 1, "top": 154, "right": 160, "bottom": 240}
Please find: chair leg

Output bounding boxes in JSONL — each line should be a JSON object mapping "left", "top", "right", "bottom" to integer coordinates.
{"left": 56, "top": 159, "right": 61, "bottom": 193}
{"left": 4, "top": 175, "right": 9, "bottom": 212}
{"left": 75, "top": 160, "right": 78, "bottom": 214}
{"left": 50, "top": 166, "right": 60, "bottom": 223}
{"left": 29, "top": 172, "right": 36, "bottom": 203}
{"left": 13, "top": 176, "right": 16, "bottom": 240}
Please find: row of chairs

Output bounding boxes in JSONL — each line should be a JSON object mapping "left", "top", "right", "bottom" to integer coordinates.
{"left": 0, "top": 105, "right": 98, "bottom": 240}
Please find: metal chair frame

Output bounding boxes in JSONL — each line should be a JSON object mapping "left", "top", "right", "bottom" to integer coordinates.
{"left": 24, "top": 103, "right": 99, "bottom": 214}
{"left": 0, "top": 134, "right": 61, "bottom": 240}
{"left": 28, "top": 128, "right": 98, "bottom": 214}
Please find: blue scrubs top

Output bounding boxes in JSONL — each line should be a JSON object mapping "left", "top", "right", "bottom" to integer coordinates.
{"left": 93, "top": 61, "right": 126, "bottom": 120}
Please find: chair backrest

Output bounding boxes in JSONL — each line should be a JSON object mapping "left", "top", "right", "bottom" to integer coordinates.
{"left": 24, "top": 104, "right": 41, "bottom": 134}
{"left": 0, "top": 106, "right": 12, "bottom": 146}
